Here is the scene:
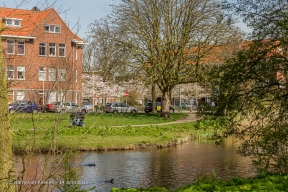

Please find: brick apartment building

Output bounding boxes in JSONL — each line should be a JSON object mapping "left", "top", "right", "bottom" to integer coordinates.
{"left": 0, "top": 6, "right": 85, "bottom": 105}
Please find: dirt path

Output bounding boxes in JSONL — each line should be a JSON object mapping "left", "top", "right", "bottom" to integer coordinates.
{"left": 111, "top": 112, "right": 200, "bottom": 128}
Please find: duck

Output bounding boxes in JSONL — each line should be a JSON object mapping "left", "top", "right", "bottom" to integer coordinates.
{"left": 82, "top": 163, "right": 96, "bottom": 167}
{"left": 104, "top": 179, "right": 114, "bottom": 183}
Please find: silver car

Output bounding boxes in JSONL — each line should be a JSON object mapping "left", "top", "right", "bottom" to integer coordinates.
{"left": 82, "top": 101, "right": 94, "bottom": 112}
{"left": 51, "top": 101, "right": 88, "bottom": 113}
{"left": 104, "top": 102, "right": 137, "bottom": 113}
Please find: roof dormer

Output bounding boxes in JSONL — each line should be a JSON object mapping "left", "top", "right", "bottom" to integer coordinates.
{"left": 5, "top": 18, "right": 22, "bottom": 27}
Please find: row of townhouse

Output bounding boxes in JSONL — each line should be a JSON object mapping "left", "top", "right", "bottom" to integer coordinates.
{"left": 0, "top": 6, "right": 85, "bottom": 105}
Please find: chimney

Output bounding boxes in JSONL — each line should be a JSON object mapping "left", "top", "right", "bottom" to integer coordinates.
{"left": 31, "top": 6, "right": 40, "bottom": 11}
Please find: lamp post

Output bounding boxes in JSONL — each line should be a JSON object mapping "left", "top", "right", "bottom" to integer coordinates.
{"left": 42, "top": 67, "right": 46, "bottom": 106}
{"left": 177, "top": 85, "right": 183, "bottom": 113}
{"left": 179, "top": 85, "right": 182, "bottom": 113}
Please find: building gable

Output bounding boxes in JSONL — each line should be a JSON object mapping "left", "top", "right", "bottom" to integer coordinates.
{"left": 0, "top": 7, "right": 82, "bottom": 42}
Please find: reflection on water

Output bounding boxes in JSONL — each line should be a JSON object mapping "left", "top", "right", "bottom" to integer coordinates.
{"left": 74, "top": 137, "right": 255, "bottom": 192}
{"left": 14, "top": 137, "right": 255, "bottom": 192}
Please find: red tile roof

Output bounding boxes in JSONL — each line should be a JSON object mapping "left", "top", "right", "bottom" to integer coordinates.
{"left": 0, "top": 7, "right": 82, "bottom": 41}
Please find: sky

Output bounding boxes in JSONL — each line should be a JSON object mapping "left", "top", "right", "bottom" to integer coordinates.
{"left": 0, "top": 0, "right": 120, "bottom": 39}
{"left": 1, "top": 0, "right": 251, "bottom": 40}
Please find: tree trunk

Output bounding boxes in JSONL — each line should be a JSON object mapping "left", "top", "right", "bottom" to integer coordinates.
{"left": 151, "top": 83, "right": 156, "bottom": 113}
{"left": 161, "top": 89, "right": 170, "bottom": 118}
{"left": 0, "top": 23, "right": 15, "bottom": 192}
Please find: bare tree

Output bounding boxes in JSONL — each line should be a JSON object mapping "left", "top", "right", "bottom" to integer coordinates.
{"left": 0, "top": 1, "right": 86, "bottom": 191}
{"left": 108, "top": 0, "right": 243, "bottom": 117}
{"left": 85, "top": 18, "right": 138, "bottom": 82}
{"left": 0, "top": 19, "right": 15, "bottom": 192}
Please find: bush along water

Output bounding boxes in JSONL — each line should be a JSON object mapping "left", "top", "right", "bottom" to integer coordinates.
{"left": 193, "top": 115, "right": 226, "bottom": 140}
{"left": 110, "top": 173, "right": 288, "bottom": 191}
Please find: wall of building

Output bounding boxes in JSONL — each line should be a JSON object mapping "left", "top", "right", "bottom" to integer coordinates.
{"left": 2, "top": 9, "right": 83, "bottom": 105}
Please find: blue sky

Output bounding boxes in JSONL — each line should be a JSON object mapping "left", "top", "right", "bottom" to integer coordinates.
{"left": 1, "top": 0, "right": 251, "bottom": 40}
{"left": 1, "top": 0, "right": 120, "bottom": 39}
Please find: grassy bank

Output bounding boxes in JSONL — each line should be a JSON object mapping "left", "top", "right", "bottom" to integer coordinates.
{"left": 13, "top": 121, "right": 213, "bottom": 152}
{"left": 11, "top": 112, "right": 214, "bottom": 152}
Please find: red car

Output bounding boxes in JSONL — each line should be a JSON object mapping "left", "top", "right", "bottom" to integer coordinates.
{"left": 44, "top": 103, "right": 53, "bottom": 112}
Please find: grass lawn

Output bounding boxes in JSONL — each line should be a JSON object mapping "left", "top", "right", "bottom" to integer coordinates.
{"left": 11, "top": 112, "right": 214, "bottom": 152}
{"left": 13, "top": 121, "right": 213, "bottom": 152}
{"left": 10, "top": 112, "right": 188, "bottom": 130}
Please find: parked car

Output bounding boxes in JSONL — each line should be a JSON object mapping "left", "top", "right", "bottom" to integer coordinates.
{"left": 44, "top": 103, "right": 53, "bottom": 112}
{"left": 50, "top": 101, "right": 88, "bottom": 113}
{"left": 82, "top": 101, "right": 94, "bottom": 112}
{"left": 144, "top": 102, "right": 174, "bottom": 113}
{"left": 104, "top": 102, "right": 138, "bottom": 113}
{"left": 9, "top": 100, "right": 38, "bottom": 114}
{"left": 185, "top": 102, "right": 190, "bottom": 109}
{"left": 175, "top": 102, "right": 188, "bottom": 109}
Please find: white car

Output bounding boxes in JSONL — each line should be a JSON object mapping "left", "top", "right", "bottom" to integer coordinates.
{"left": 104, "top": 102, "right": 137, "bottom": 113}
{"left": 51, "top": 101, "right": 88, "bottom": 113}
{"left": 82, "top": 101, "right": 94, "bottom": 112}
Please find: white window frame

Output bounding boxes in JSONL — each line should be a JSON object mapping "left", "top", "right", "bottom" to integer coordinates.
{"left": 58, "top": 68, "right": 66, "bottom": 81}
{"left": 5, "top": 18, "right": 21, "bottom": 27}
{"left": 39, "top": 43, "right": 46, "bottom": 56}
{"left": 7, "top": 65, "right": 14, "bottom": 80}
{"left": 49, "top": 43, "right": 56, "bottom": 57}
{"left": 17, "top": 66, "right": 25, "bottom": 80}
{"left": 7, "top": 40, "right": 15, "bottom": 54}
{"left": 17, "top": 41, "right": 25, "bottom": 55}
{"left": 48, "top": 92, "right": 56, "bottom": 103}
{"left": 49, "top": 68, "right": 56, "bottom": 81}
{"left": 17, "top": 91, "right": 24, "bottom": 101}
{"left": 44, "top": 25, "right": 61, "bottom": 33}
{"left": 39, "top": 66, "right": 46, "bottom": 81}
{"left": 58, "top": 91, "right": 65, "bottom": 102}
{"left": 58, "top": 44, "right": 66, "bottom": 57}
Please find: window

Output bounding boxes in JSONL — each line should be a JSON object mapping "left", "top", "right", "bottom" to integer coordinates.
{"left": 17, "top": 41, "right": 25, "bottom": 55}
{"left": 44, "top": 25, "right": 61, "bottom": 33}
{"left": 39, "top": 43, "right": 46, "bottom": 56}
{"left": 59, "top": 44, "right": 66, "bottom": 57}
{"left": 49, "top": 68, "right": 56, "bottom": 81}
{"left": 39, "top": 66, "right": 46, "bottom": 81}
{"left": 7, "top": 65, "right": 14, "bottom": 80}
{"left": 39, "top": 90, "right": 44, "bottom": 95}
{"left": 17, "top": 66, "right": 25, "bottom": 80}
{"left": 48, "top": 92, "right": 56, "bottom": 103}
{"left": 5, "top": 19, "right": 13, "bottom": 25}
{"left": 17, "top": 91, "right": 24, "bottom": 101}
{"left": 5, "top": 19, "right": 21, "bottom": 27}
{"left": 58, "top": 91, "right": 65, "bottom": 102}
{"left": 7, "top": 40, "right": 15, "bottom": 54}
{"left": 58, "top": 68, "right": 66, "bottom": 81}
{"left": 49, "top": 43, "right": 56, "bottom": 56}
{"left": 75, "top": 48, "right": 78, "bottom": 60}
{"left": 75, "top": 69, "right": 78, "bottom": 83}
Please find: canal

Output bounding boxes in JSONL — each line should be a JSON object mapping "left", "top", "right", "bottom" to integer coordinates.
{"left": 14, "top": 136, "right": 256, "bottom": 192}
